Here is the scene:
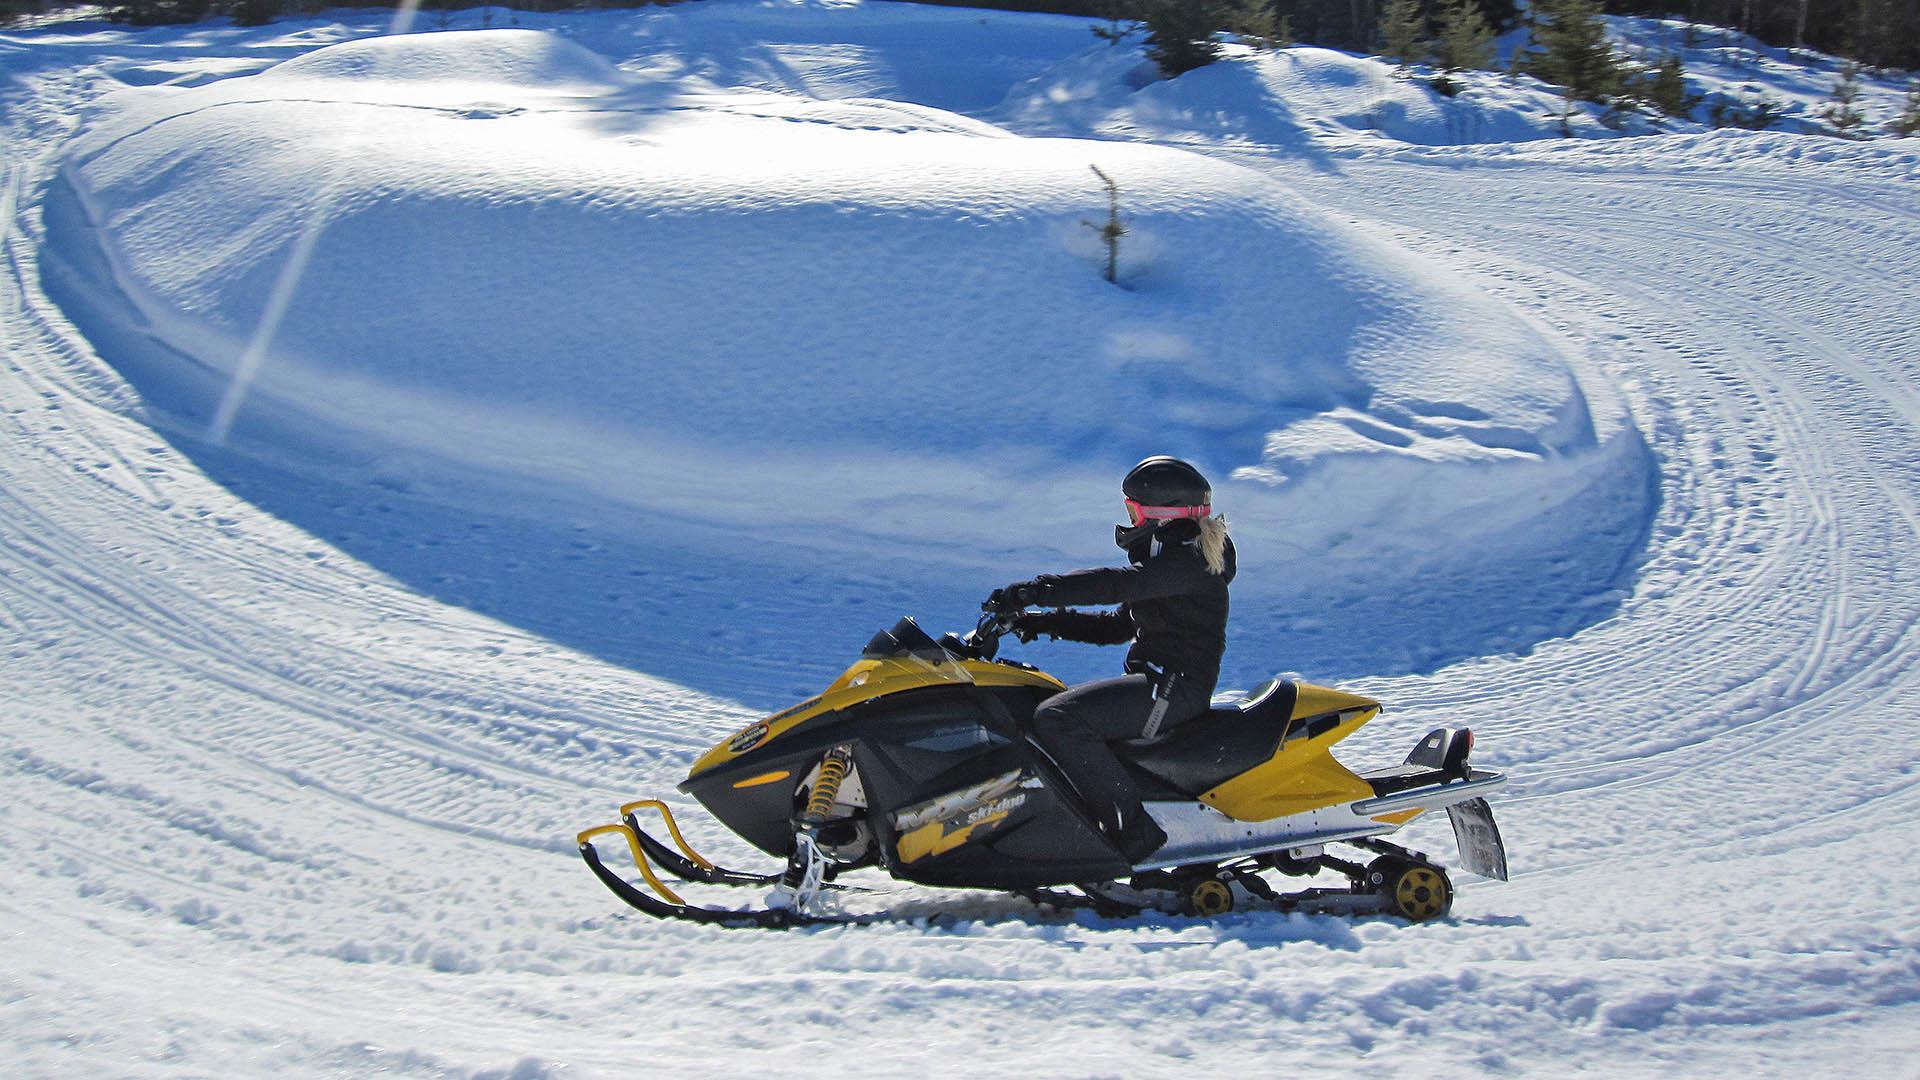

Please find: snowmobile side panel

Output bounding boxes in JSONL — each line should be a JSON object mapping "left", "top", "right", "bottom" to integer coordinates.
{"left": 1137, "top": 798, "right": 1398, "bottom": 870}
{"left": 890, "top": 786, "right": 1130, "bottom": 888}
{"left": 1290, "top": 682, "right": 1382, "bottom": 721}
{"left": 891, "top": 768, "right": 1040, "bottom": 864}
{"left": 853, "top": 711, "right": 1131, "bottom": 888}
{"left": 682, "top": 687, "right": 1021, "bottom": 857}
{"left": 1198, "top": 736, "right": 1375, "bottom": 822}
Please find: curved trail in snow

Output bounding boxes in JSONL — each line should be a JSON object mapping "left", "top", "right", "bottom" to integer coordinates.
{"left": 3, "top": 28, "right": 1918, "bottom": 1080}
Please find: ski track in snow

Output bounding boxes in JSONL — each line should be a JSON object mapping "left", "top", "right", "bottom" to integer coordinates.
{"left": 4, "top": 12, "right": 1919, "bottom": 1079}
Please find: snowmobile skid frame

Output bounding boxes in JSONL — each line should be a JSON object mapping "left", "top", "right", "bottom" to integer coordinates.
{"left": 1014, "top": 835, "right": 1461, "bottom": 921}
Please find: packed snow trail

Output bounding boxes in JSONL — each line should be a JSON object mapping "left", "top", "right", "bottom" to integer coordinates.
{"left": 3, "top": 8, "right": 1918, "bottom": 1078}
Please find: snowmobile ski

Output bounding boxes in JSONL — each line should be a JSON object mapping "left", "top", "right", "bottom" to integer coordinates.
{"left": 577, "top": 824, "right": 874, "bottom": 929}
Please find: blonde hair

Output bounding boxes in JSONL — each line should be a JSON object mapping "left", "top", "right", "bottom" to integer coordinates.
{"left": 1197, "top": 515, "right": 1230, "bottom": 576}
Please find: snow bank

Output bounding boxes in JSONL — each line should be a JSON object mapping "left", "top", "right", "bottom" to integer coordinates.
{"left": 46, "top": 23, "right": 1653, "bottom": 680}
{"left": 994, "top": 40, "right": 1618, "bottom": 147}
{"left": 263, "top": 25, "right": 625, "bottom": 89}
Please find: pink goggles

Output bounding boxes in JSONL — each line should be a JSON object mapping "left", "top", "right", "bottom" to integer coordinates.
{"left": 1125, "top": 498, "right": 1211, "bottom": 526}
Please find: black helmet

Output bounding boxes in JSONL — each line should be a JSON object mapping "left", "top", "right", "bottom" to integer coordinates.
{"left": 1122, "top": 456, "right": 1211, "bottom": 515}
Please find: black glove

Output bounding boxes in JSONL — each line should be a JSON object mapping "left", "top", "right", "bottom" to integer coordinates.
{"left": 984, "top": 582, "right": 1037, "bottom": 614}
{"left": 1008, "top": 612, "right": 1051, "bottom": 644}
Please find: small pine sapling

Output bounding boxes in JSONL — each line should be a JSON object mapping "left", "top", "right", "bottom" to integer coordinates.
{"left": 1821, "top": 63, "right": 1866, "bottom": 138}
{"left": 1633, "top": 53, "right": 1693, "bottom": 118}
{"left": 1708, "top": 92, "right": 1783, "bottom": 130}
{"left": 1891, "top": 83, "right": 1920, "bottom": 136}
{"left": 1084, "top": 165, "right": 1128, "bottom": 285}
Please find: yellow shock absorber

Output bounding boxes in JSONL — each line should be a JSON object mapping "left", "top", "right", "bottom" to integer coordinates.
{"left": 803, "top": 746, "right": 853, "bottom": 825}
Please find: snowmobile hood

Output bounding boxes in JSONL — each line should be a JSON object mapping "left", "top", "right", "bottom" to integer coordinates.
{"left": 685, "top": 622, "right": 1066, "bottom": 782}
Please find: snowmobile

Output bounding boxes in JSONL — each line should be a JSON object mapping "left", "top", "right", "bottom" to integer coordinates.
{"left": 577, "top": 612, "right": 1509, "bottom": 928}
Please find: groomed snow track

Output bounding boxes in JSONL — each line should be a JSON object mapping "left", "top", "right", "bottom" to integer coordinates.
{"left": 3, "top": 14, "right": 1918, "bottom": 1079}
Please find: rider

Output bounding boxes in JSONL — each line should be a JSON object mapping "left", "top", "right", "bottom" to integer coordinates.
{"left": 988, "top": 456, "right": 1234, "bottom": 862}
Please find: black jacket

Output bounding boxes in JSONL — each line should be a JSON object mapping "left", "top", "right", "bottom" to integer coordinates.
{"left": 1017, "top": 520, "right": 1235, "bottom": 694}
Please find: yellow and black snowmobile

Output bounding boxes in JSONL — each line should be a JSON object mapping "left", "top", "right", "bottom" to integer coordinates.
{"left": 577, "top": 614, "right": 1508, "bottom": 928}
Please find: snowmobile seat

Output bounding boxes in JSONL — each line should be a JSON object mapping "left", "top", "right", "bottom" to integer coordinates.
{"left": 1122, "top": 679, "right": 1300, "bottom": 796}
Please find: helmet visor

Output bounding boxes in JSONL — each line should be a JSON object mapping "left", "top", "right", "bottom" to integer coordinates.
{"left": 1124, "top": 498, "right": 1210, "bottom": 526}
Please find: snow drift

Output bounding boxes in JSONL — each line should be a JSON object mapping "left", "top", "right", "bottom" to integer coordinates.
{"left": 45, "top": 27, "right": 1653, "bottom": 682}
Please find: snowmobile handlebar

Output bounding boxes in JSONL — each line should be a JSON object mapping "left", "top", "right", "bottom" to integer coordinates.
{"left": 947, "top": 608, "right": 1010, "bottom": 662}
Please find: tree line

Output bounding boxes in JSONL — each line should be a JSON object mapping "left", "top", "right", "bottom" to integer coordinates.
{"left": 917, "top": 0, "right": 1915, "bottom": 69}
{"left": 2, "top": 0, "right": 1911, "bottom": 91}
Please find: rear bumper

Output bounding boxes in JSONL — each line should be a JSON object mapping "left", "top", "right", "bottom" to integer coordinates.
{"left": 1352, "top": 768, "right": 1506, "bottom": 816}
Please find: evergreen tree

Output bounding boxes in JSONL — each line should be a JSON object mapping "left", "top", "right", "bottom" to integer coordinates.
{"left": 1271, "top": 0, "right": 1368, "bottom": 50}
{"left": 1891, "top": 83, "right": 1920, "bottom": 137}
{"left": 1849, "top": 0, "right": 1903, "bottom": 68}
{"left": 1227, "top": 0, "right": 1285, "bottom": 46}
{"left": 1433, "top": 0, "right": 1495, "bottom": 75}
{"left": 1707, "top": 91, "right": 1784, "bottom": 129}
{"left": 1378, "top": 0, "right": 1430, "bottom": 69}
{"left": 1525, "top": 0, "right": 1628, "bottom": 105}
{"left": 1142, "top": 0, "right": 1229, "bottom": 76}
{"left": 1636, "top": 53, "right": 1693, "bottom": 117}
{"left": 1821, "top": 62, "right": 1866, "bottom": 136}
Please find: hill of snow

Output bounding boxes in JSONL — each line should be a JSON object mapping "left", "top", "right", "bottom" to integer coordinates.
{"left": 44, "top": 22, "right": 1654, "bottom": 687}
{"left": 2, "top": 2, "right": 1917, "bottom": 1078}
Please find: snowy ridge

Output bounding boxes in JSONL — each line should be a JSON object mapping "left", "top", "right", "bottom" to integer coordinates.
{"left": 41, "top": 23, "right": 1657, "bottom": 682}
{"left": 2, "top": 3, "right": 1918, "bottom": 1077}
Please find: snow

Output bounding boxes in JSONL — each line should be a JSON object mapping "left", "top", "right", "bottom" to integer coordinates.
{"left": 2, "top": 2, "right": 1918, "bottom": 1077}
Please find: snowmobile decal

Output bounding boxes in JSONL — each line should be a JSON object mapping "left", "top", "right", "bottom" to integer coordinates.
{"left": 891, "top": 769, "right": 1041, "bottom": 864}
{"left": 728, "top": 723, "right": 773, "bottom": 754}
{"left": 731, "top": 769, "right": 792, "bottom": 789}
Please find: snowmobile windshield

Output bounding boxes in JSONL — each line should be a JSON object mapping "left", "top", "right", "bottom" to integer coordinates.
{"left": 860, "top": 617, "right": 974, "bottom": 684}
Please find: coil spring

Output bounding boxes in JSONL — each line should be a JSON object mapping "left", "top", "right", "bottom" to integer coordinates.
{"left": 803, "top": 747, "right": 852, "bottom": 823}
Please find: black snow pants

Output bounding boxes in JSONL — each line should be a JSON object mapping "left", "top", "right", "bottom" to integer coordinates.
{"left": 1029, "top": 672, "right": 1212, "bottom": 855}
